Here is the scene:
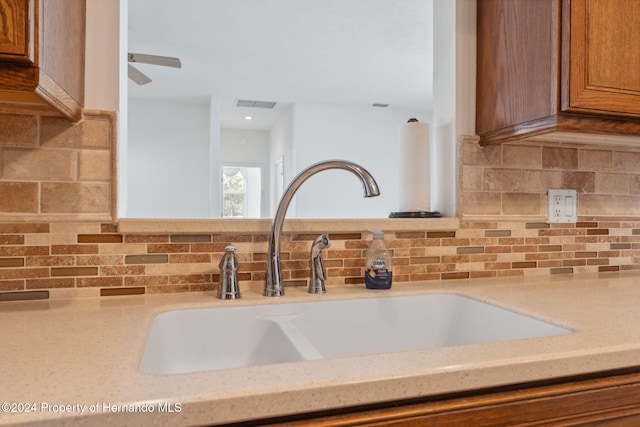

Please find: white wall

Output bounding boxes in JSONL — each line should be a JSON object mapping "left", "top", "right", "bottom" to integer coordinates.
{"left": 431, "top": 0, "right": 476, "bottom": 217}
{"left": 127, "top": 99, "right": 212, "bottom": 217}
{"left": 85, "top": 0, "right": 120, "bottom": 111}
{"left": 221, "top": 128, "right": 271, "bottom": 216}
{"left": 290, "top": 103, "right": 431, "bottom": 218}
{"left": 269, "top": 108, "right": 295, "bottom": 216}
{"left": 221, "top": 129, "right": 270, "bottom": 164}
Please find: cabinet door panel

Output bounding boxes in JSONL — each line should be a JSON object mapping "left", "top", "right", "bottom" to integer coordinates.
{"left": 0, "top": 0, "right": 34, "bottom": 63}
{"left": 476, "top": 0, "right": 559, "bottom": 134}
{"left": 567, "top": 0, "right": 640, "bottom": 117}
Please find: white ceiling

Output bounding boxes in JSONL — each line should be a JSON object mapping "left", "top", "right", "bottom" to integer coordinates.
{"left": 127, "top": 0, "right": 433, "bottom": 130}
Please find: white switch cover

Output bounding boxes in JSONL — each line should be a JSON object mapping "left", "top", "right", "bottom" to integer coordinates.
{"left": 548, "top": 189, "right": 577, "bottom": 223}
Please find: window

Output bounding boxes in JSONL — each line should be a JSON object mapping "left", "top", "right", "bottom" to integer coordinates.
{"left": 222, "top": 166, "right": 262, "bottom": 218}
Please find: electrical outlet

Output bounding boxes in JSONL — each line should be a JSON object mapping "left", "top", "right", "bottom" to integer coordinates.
{"left": 548, "top": 189, "right": 577, "bottom": 223}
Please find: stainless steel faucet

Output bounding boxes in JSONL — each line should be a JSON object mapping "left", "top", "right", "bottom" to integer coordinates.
{"left": 309, "top": 234, "right": 330, "bottom": 294}
{"left": 264, "top": 160, "right": 380, "bottom": 297}
{"left": 217, "top": 245, "right": 240, "bottom": 299}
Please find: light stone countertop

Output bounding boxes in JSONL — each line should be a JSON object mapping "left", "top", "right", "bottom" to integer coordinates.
{"left": 2, "top": 272, "right": 640, "bottom": 426}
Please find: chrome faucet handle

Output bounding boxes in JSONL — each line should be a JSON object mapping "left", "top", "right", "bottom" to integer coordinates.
{"left": 217, "top": 245, "right": 241, "bottom": 299}
{"left": 309, "top": 234, "right": 330, "bottom": 294}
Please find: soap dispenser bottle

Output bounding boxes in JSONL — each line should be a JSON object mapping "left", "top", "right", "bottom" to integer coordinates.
{"left": 364, "top": 230, "right": 393, "bottom": 289}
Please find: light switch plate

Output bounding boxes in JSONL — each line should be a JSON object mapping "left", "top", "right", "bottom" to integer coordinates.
{"left": 548, "top": 189, "right": 577, "bottom": 223}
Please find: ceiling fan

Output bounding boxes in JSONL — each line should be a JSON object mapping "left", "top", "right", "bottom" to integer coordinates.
{"left": 127, "top": 53, "right": 182, "bottom": 85}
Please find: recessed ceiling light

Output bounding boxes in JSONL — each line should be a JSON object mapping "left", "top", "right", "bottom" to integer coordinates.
{"left": 244, "top": 115, "right": 253, "bottom": 120}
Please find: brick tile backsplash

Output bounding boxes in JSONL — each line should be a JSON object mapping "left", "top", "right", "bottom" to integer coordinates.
{"left": 0, "top": 110, "right": 114, "bottom": 220}
{"left": 461, "top": 138, "right": 640, "bottom": 218}
{"left": 0, "top": 220, "right": 637, "bottom": 295}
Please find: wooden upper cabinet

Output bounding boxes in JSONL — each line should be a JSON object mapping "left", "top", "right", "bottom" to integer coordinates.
{"left": 566, "top": 0, "right": 640, "bottom": 116}
{"left": 0, "top": 0, "right": 85, "bottom": 121}
{"left": 0, "top": 0, "right": 33, "bottom": 63}
{"left": 477, "top": 0, "right": 640, "bottom": 145}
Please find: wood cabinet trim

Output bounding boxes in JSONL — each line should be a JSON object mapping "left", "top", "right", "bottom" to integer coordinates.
{"left": 245, "top": 368, "right": 640, "bottom": 427}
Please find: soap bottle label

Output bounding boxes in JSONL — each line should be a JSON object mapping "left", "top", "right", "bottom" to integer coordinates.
{"left": 365, "top": 257, "right": 392, "bottom": 289}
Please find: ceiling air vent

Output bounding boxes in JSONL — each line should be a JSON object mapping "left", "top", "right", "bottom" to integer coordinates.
{"left": 236, "top": 99, "right": 277, "bottom": 109}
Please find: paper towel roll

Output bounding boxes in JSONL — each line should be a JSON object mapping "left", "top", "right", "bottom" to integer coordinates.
{"left": 398, "top": 119, "right": 430, "bottom": 212}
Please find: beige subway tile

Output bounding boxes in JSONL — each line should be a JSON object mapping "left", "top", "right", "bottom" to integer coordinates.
{"left": 613, "top": 151, "right": 640, "bottom": 173}
{"left": 630, "top": 175, "right": 640, "bottom": 195}
{"left": 502, "top": 193, "right": 541, "bottom": 215}
{"left": 2, "top": 148, "right": 76, "bottom": 181}
{"left": 461, "top": 141, "right": 501, "bottom": 167}
{"left": 26, "top": 233, "right": 68, "bottom": 248}
{"left": 596, "top": 173, "right": 629, "bottom": 195}
{"left": 146, "top": 284, "right": 191, "bottom": 294}
{"left": 522, "top": 170, "right": 561, "bottom": 192}
{"left": 78, "top": 150, "right": 111, "bottom": 181}
{"left": 40, "top": 116, "right": 111, "bottom": 149}
{"left": 462, "top": 192, "right": 501, "bottom": 215}
{"left": 503, "top": 145, "right": 541, "bottom": 169}
{"left": 613, "top": 195, "right": 640, "bottom": 215}
{"left": 462, "top": 166, "right": 483, "bottom": 191}
{"left": 579, "top": 149, "right": 612, "bottom": 171}
{"left": 100, "top": 243, "right": 147, "bottom": 255}
{"left": 41, "top": 183, "right": 111, "bottom": 213}
{"left": 50, "top": 222, "right": 101, "bottom": 234}
{"left": 145, "top": 263, "right": 213, "bottom": 275}
{"left": 0, "top": 182, "right": 38, "bottom": 213}
{"left": 542, "top": 147, "right": 578, "bottom": 170}
{"left": 0, "top": 114, "right": 37, "bottom": 146}
{"left": 483, "top": 169, "right": 523, "bottom": 192}
{"left": 562, "top": 171, "right": 595, "bottom": 193}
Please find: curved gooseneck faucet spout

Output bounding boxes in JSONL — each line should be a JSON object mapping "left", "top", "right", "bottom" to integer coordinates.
{"left": 264, "top": 160, "right": 381, "bottom": 297}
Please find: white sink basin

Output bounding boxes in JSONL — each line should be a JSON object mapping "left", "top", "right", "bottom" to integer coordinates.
{"left": 140, "top": 294, "right": 572, "bottom": 375}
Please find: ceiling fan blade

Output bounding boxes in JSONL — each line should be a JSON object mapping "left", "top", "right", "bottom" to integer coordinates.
{"left": 128, "top": 53, "right": 182, "bottom": 68}
{"left": 128, "top": 64, "right": 152, "bottom": 85}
